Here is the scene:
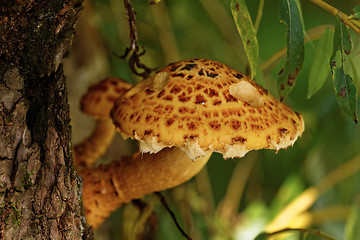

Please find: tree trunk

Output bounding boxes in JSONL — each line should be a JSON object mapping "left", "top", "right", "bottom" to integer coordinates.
{"left": 0, "top": 1, "right": 90, "bottom": 239}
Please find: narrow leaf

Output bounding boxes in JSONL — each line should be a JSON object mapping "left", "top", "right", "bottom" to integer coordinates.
{"left": 231, "top": 0, "right": 259, "bottom": 79}
{"left": 307, "top": 27, "right": 334, "bottom": 98}
{"left": 348, "top": 5, "right": 360, "bottom": 19}
{"left": 277, "top": 0, "right": 305, "bottom": 100}
{"left": 345, "top": 200, "right": 360, "bottom": 240}
{"left": 295, "top": 0, "right": 310, "bottom": 43}
{"left": 330, "top": 16, "right": 358, "bottom": 123}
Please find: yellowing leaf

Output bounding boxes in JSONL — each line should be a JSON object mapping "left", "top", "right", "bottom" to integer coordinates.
{"left": 231, "top": 0, "right": 259, "bottom": 79}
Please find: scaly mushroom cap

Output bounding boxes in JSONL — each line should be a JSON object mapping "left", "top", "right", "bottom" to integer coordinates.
{"left": 75, "top": 77, "right": 132, "bottom": 168}
{"left": 81, "top": 77, "right": 132, "bottom": 119}
{"left": 111, "top": 59, "right": 304, "bottom": 159}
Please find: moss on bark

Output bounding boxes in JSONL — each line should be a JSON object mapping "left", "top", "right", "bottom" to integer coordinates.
{"left": 0, "top": 0, "right": 91, "bottom": 239}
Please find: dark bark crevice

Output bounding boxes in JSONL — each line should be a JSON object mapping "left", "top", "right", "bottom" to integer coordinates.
{"left": 0, "top": 0, "right": 90, "bottom": 239}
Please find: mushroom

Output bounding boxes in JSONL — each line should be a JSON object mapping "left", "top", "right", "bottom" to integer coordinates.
{"left": 74, "top": 77, "right": 132, "bottom": 167}
{"left": 82, "top": 147, "right": 211, "bottom": 228}
{"left": 112, "top": 59, "right": 304, "bottom": 159}
{"left": 81, "top": 59, "right": 304, "bottom": 228}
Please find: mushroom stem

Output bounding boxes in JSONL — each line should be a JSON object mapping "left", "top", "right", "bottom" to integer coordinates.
{"left": 74, "top": 119, "right": 116, "bottom": 167}
{"left": 81, "top": 147, "right": 212, "bottom": 228}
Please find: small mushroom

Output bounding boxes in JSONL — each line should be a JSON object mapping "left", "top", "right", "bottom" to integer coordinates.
{"left": 82, "top": 59, "right": 305, "bottom": 228}
{"left": 74, "top": 77, "right": 132, "bottom": 167}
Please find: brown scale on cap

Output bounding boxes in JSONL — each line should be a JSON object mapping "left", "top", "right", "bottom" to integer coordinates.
{"left": 112, "top": 59, "right": 305, "bottom": 159}
{"left": 79, "top": 59, "right": 305, "bottom": 229}
{"left": 75, "top": 77, "right": 132, "bottom": 168}
{"left": 80, "top": 77, "right": 132, "bottom": 119}
{"left": 77, "top": 76, "right": 212, "bottom": 228}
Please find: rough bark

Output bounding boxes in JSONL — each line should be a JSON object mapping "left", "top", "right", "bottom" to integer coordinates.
{"left": 0, "top": 0, "right": 90, "bottom": 239}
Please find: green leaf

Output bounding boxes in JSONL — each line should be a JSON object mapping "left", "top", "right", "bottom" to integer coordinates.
{"left": 330, "top": 16, "right": 358, "bottom": 123}
{"left": 254, "top": 64, "right": 266, "bottom": 87}
{"left": 345, "top": 200, "right": 360, "bottom": 240}
{"left": 231, "top": 0, "right": 259, "bottom": 79}
{"left": 253, "top": 232, "right": 268, "bottom": 240}
{"left": 277, "top": 0, "right": 305, "bottom": 100}
{"left": 307, "top": 27, "right": 334, "bottom": 98}
{"left": 348, "top": 5, "right": 360, "bottom": 19}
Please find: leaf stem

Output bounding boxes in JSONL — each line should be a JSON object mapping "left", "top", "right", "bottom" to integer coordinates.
{"left": 260, "top": 25, "right": 333, "bottom": 72}
{"left": 310, "top": 0, "right": 360, "bottom": 35}
{"left": 155, "top": 192, "right": 192, "bottom": 240}
{"left": 120, "top": 0, "right": 154, "bottom": 78}
{"left": 254, "top": 0, "right": 265, "bottom": 34}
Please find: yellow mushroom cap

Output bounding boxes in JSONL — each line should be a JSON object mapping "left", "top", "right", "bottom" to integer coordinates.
{"left": 111, "top": 59, "right": 305, "bottom": 159}
{"left": 80, "top": 77, "right": 132, "bottom": 119}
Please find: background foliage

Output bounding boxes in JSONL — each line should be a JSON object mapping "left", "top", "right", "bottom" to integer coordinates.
{"left": 64, "top": 0, "right": 360, "bottom": 239}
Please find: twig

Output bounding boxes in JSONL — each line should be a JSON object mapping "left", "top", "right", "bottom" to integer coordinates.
{"left": 254, "top": 0, "right": 265, "bottom": 34}
{"left": 155, "top": 192, "right": 192, "bottom": 240}
{"left": 217, "top": 154, "right": 256, "bottom": 219}
{"left": 260, "top": 24, "right": 333, "bottom": 72}
{"left": 310, "top": 0, "right": 360, "bottom": 35}
{"left": 131, "top": 199, "right": 158, "bottom": 238}
{"left": 120, "top": 0, "right": 154, "bottom": 78}
{"left": 293, "top": 205, "right": 350, "bottom": 227}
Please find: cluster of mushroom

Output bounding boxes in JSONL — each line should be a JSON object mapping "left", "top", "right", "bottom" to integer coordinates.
{"left": 75, "top": 59, "right": 305, "bottom": 228}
